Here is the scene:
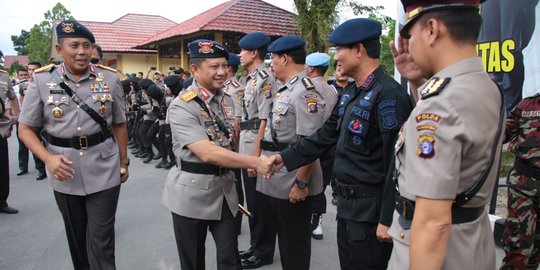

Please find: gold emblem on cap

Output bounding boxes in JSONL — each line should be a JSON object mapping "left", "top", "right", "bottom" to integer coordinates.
{"left": 52, "top": 106, "right": 64, "bottom": 118}
{"left": 198, "top": 42, "right": 215, "bottom": 54}
{"left": 61, "top": 22, "right": 75, "bottom": 33}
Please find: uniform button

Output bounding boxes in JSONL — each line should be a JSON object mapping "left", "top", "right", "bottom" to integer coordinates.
{"left": 191, "top": 179, "right": 196, "bottom": 183}
{"left": 76, "top": 83, "right": 80, "bottom": 88}
{"left": 277, "top": 93, "right": 281, "bottom": 97}
{"left": 265, "top": 128, "right": 268, "bottom": 131}
{"left": 77, "top": 105, "right": 81, "bottom": 109}
{"left": 77, "top": 127, "right": 82, "bottom": 132}
{"left": 400, "top": 231, "right": 405, "bottom": 239}
{"left": 250, "top": 137, "right": 254, "bottom": 141}
{"left": 79, "top": 152, "right": 84, "bottom": 157}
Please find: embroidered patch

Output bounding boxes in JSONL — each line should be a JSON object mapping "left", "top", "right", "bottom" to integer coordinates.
{"left": 340, "top": 94, "right": 350, "bottom": 106}
{"left": 381, "top": 109, "right": 398, "bottom": 130}
{"left": 364, "top": 90, "right": 374, "bottom": 100}
{"left": 378, "top": 99, "right": 397, "bottom": 110}
{"left": 360, "top": 74, "right": 375, "bottom": 89}
{"left": 415, "top": 113, "right": 441, "bottom": 123}
{"left": 263, "top": 84, "right": 272, "bottom": 99}
{"left": 359, "top": 99, "right": 371, "bottom": 107}
{"left": 351, "top": 106, "right": 371, "bottom": 121}
{"left": 258, "top": 70, "right": 269, "bottom": 79}
{"left": 305, "top": 93, "right": 318, "bottom": 99}
{"left": 289, "top": 76, "right": 299, "bottom": 85}
{"left": 198, "top": 42, "right": 214, "bottom": 54}
{"left": 417, "top": 135, "right": 435, "bottom": 158}
{"left": 416, "top": 125, "right": 437, "bottom": 132}
{"left": 231, "top": 81, "right": 240, "bottom": 88}
{"left": 348, "top": 119, "right": 363, "bottom": 134}
{"left": 302, "top": 77, "right": 315, "bottom": 90}
{"left": 338, "top": 107, "right": 345, "bottom": 117}
{"left": 236, "top": 91, "right": 244, "bottom": 102}
{"left": 353, "top": 136, "right": 362, "bottom": 146}
{"left": 199, "top": 88, "right": 210, "bottom": 100}
{"left": 307, "top": 100, "right": 318, "bottom": 113}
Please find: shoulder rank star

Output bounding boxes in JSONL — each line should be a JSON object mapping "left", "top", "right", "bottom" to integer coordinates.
{"left": 420, "top": 77, "right": 451, "bottom": 100}
{"left": 417, "top": 135, "right": 435, "bottom": 158}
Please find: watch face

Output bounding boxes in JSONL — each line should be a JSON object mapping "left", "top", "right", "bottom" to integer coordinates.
{"left": 297, "top": 180, "right": 307, "bottom": 189}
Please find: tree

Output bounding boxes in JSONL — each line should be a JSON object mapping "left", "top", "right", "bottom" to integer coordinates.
{"left": 294, "top": 0, "right": 341, "bottom": 53}
{"left": 24, "top": 2, "right": 74, "bottom": 64}
{"left": 347, "top": 2, "right": 395, "bottom": 74}
{"left": 8, "top": 60, "right": 24, "bottom": 77}
{"left": 11, "top": 30, "right": 30, "bottom": 55}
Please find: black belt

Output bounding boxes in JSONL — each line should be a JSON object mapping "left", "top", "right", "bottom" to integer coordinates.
{"left": 395, "top": 195, "right": 485, "bottom": 224}
{"left": 260, "top": 140, "right": 290, "bottom": 151}
{"left": 514, "top": 158, "right": 540, "bottom": 179}
{"left": 179, "top": 160, "right": 230, "bottom": 176}
{"left": 335, "top": 179, "right": 383, "bottom": 199}
{"left": 41, "top": 130, "right": 110, "bottom": 150}
{"left": 240, "top": 119, "right": 261, "bottom": 130}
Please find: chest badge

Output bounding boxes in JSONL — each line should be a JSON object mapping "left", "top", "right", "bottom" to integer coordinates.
{"left": 99, "top": 103, "right": 107, "bottom": 114}
{"left": 348, "top": 119, "right": 363, "bottom": 134}
{"left": 52, "top": 106, "right": 64, "bottom": 118}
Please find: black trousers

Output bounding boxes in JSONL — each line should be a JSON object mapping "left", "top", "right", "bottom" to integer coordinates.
{"left": 148, "top": 121, "right": 161, "bottom": 154}
{"left": 0, "top": 137, "right": 10, "bottom": 208}
{"left": 337, "top": 218, "right": 393, "bottom": 270}
{"left": 16, "top": 124, "right": 45, "bottom": 173}
{"left": 172, "top": 201, "right": 241, "bottom": 270}
{"left": 241, "top": 169, "right": 258, "bottom": 248}
{"left": 138, "top": 119, "right": 154, "bottom": 148}
{"left": 254, "top": 192, "right": 312, "bottom": 270}
{"left": 54, "top": 185, "right": 121, "bottom": 270}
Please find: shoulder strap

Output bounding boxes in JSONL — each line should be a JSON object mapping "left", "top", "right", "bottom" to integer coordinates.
{"left": 50, "top": 70, "right": 112, "bottom": 138}
{"left": 453, "top": 81, "right": 505, "bottom": 206}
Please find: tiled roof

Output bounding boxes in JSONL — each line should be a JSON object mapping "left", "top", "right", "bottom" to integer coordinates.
{"left": 76, "top": 14, "right": 177, "bottom": 53}
{"left": 138, "top": 0, "right": 297, "bottom": 47}
{"left": 4, "top": 55, "right": 29, "bottom": 69}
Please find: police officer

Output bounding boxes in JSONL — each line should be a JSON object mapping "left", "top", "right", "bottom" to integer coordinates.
{"left": 251, "top": 35, "right": 326, "bottom": 270}
{"left": 501, "top": 93, "right": 540, "bottom": 269}
{"left": 304, "top": 52, "right": 338, "bottom": 240}
{"left": 161, "top": 39, "right": 274, "bottom": 270}
{"left": 237, "top": 32, "right": 277, "bottom": 266}
{"left": 0, "top": 49, "right": 20, "bottom": 214}
{"left": 272, "top": 19, "right": 414, "bottom": 269}
{"left": 155, "top": 75, "right": 182, "bottom": 169}
{"left": 18, "top": 20, "right": 129, "bottom": 269}
{"left": 386, "top": 1, "right": 504, "bottom": 269}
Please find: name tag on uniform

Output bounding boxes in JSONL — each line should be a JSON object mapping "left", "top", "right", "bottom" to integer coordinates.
{"left": 50, "top": 90, "right": 65, "bottom": 95}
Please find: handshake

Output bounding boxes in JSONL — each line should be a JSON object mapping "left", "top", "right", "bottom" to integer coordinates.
{"left": 254, "top": 154, "right": 284, "bottom": 179}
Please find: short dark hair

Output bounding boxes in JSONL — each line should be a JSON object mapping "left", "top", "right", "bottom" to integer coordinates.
{"left": 230, "top": 65, "right": 239, "bottom": 74}
{"left": 418, "top": 9, "right": 482, "bottom": 44}
{"left": 345, "top": 39, "right": 381, "bottom": 59}
{"left": 256, "top": 47, "right": 268, "bottom": 61}
{"left": 18, "top": 68, "right": 28, "bottom": 74}
{"left": 313, "top": 66, "right": 328, "bottom": 76}
{"left": 278, "top": 47, "right": 306, "bottom": 65}
{"left": 28, "top": 61, "right": 42, "bottom": 68}
{"left": 93, "top": 44, "right": 103, "bottom": 59}
{"left": 189, "top": 58, "right": 206, "bottom": 66}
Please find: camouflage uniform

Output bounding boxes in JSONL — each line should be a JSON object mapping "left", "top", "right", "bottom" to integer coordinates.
{"left": 502, "top": 93, "right": 540, "bottom": 270}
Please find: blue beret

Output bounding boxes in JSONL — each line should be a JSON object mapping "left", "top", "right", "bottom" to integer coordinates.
{"left": 188, "top": 39, "right": 229, "bottom": 60}
{"left": 306, "top": 52, "right": 331, "bottom": 67}
{"left": 328, "top": 18, "right": 381, "bottom": 45}
{"left": 238, "top": 32, "right": 271, "bottom": 50}
{"left": 56, "top": 20, "right": 96, "bottom": 43}
{"left": 268, "top": 36, "right": 305, "bottom": 53}
{"left": 183, "top": 77, "right": 194, "bottom": 89}
{"left": 164, "top": 75, "right": 180, "bottom": 87}
{"left": 228, "top": 53, "right": 240, "bottom": 66}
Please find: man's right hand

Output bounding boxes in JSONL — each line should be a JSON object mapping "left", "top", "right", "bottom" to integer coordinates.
{"left": 390, "top": 37, "right": 424, "bottom": 83}
{"left": 46, "top": 155, "right": 74, "bottom": 181}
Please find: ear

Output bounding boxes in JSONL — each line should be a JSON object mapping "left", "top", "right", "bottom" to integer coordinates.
{"left": 425, "top": 18, "right": 441, "bottom": 46}
{"left": 190, "top": 63, "right": 198, "bottom": 76}
{"left": 354, "top": 43, "right": 364, "bottom": 58}
{"left": 55, "top": 44, "right": 62, "bottom": 56}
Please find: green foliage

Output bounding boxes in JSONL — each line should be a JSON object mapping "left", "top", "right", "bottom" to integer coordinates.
{"left": 8, "top": 60, "right": 24, "bottom": 77}
{"left": 10, "top": 30, "right": 30, "bottom": 55}
{"left": 347, "top": 1, "right": 395, "bottom": 74}
{"left": 294, "top": 0, "right": 341, "bottom": 53}
{"left": 22, "top": 2, "right": 74, "bottom": 64}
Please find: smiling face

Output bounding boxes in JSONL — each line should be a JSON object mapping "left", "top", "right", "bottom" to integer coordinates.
{"left": 191, "top": 57, "right": 228, "bottom": 92}
{"left": 56, "top": 37, "right": 93, "bottom": 76}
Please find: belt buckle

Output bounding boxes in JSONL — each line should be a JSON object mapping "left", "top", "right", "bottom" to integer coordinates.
{"left": 79, "top": 136, "right": 88, "bottom": 150}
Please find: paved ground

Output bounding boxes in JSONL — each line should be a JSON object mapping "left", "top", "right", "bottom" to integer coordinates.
{"left": 1, "top": 135, "right": 505, "bottom": 269}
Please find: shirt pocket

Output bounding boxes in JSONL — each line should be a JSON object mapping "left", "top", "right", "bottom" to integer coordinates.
{"left": 343, "top": 117, "right": 371, "bottom": 155}
{"left": 91, "top": 93, "right": 114, "bottom": 115}
{"left": 177, "top": 173, "right": 211, "bottom": 190}
{"left": 100, "top": 139, "right": 118, "bottom": 159}
{"left": 272, "top": 100, "right": 290, "bottom": 132}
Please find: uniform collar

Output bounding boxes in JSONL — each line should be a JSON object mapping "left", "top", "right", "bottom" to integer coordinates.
{"left": 432, "top": 57, "right": 484, "bottom": 79}
{"left": 357, "top": 65, "right": 383, "bottom": 90}
{"left": 193, "top": 80, "right": 222, "bottom": 103}
{"left": 60, "top": 63, "right": 97, "bottom": 83}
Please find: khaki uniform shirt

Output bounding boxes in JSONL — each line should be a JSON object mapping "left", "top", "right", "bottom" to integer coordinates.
{"left": 311, "top": 76, "right": 338, "bottom": 121}
{"left": 388, "top": 58, "right": 503, "bottom": 269}
{"left": 19, "top": 63, "right": 126, "bottom": 195}
{"left": 238, "top": 63, "right": 277, "bottom": 156}
{"left": 257, "top": 71, "right": 325, "bottom": 199}
{"left": 223, "top": 77, "right": 244, "bottom": 119}
{"left": 162, "top": 81, "right": 238, "bottom": 220}
{"left": 0, "top": 70, "right": 15, "bottom": 114}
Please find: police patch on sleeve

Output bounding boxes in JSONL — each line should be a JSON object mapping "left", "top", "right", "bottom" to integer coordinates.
{"left": 307, "top": 99, "right": 318, "bottom": 113}
{"left": 263, "top": 83, "right": 272, "bottom": 99}
{"left": 417, "top": 135, "right": 435, "bottom": 158}
{"left": 378, "top": 99, "right": 398, "bottom": 131}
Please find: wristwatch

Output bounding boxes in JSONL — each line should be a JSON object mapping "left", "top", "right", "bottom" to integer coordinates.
{"left": 295, "top": 179, "right": 308, "bottom": 189}
{"left": 120, "top": 158, "right": 130, "bottom": 166}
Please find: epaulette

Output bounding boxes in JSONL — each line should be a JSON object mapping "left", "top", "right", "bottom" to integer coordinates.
{"left": 231, "top": 80, "right": 240, "bottom": 88}
{"left": 420, "top": 77, "right": 451, "bottom": 100}
{"left": 258, "top": 70, "right": 269, "bottom": 79}
{"left": 34, "top": 64, "right": 55, "bottom": 74}
{"left": 0, "top": 69, "right": 6, "bottom": 74}
{"left": 96, "top": 64, "right": 118, "bottom": 73}
{"left": 302, "top": 77, "right": 315, "bottom": 90}
{"left": 179, "top": 90, "right": 198, "bottom": 103}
